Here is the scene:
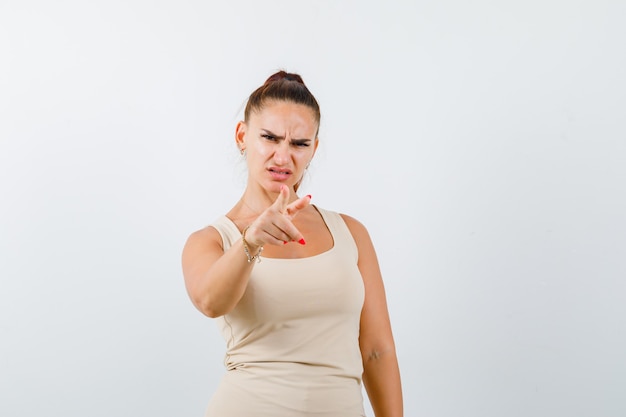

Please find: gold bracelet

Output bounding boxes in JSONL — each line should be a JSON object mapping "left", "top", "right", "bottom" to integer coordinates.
{"left": 242, "top": 225, "right": 263, "bottom": 263}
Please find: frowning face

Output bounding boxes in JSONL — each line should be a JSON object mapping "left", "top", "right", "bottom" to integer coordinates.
{"left": 236, "top": 100, "right": 319, "bottom": 194}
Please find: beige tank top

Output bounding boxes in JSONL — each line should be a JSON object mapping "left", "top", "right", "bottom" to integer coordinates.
{"left": 210, "top": 207, "right": 365, "bottom": 381}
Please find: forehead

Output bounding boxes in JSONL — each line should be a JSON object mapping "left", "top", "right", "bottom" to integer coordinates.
{"left": 249, "top": 101, "right": 318, "bottom": 135}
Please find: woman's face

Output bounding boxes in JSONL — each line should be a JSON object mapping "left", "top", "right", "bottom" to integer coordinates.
{"left": 236, "top": 100, "right": 319, "bottom": 194}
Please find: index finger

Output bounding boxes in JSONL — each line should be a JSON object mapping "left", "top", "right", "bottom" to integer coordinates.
{"left": 271, "top": 184, "right": 290, "bottom": 213}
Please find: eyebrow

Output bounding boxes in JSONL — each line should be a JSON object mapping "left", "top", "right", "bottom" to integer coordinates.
{"left": 261, "top": 129, "right": 313, "bottom": 142}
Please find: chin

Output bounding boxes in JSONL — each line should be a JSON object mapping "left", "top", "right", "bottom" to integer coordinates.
{"left": 266, "top": 182, "right": 288, "bottom": 193}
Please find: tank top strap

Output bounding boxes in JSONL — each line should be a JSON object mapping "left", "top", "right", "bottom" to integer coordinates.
{"left": 210, "top": 216, "right": 241, "bottom": 251}
{"left": 315, "top": 207, "right": 359, "bottom": 263}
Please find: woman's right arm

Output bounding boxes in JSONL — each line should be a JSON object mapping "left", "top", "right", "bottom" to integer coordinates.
{"left": 181, "top": 185, "right": 310, "bottom": 318}
{"left": 182, "top": 227, "right": 259, "bottom": 318}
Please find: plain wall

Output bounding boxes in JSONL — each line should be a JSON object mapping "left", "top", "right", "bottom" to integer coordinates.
{"left": 1, "top": 1, "right": 625, "bottom": 416}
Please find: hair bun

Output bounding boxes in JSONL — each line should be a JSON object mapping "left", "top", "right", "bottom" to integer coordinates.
{"left": 244, "top": 70, "right": 320, "bottom": 136}
{"left": 265, "top": 70, "right": 304, "bottom": 85}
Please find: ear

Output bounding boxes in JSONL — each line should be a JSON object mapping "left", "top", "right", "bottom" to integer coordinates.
{"left": 235, "top": 121, "right": 247, "bottom": 150}
{"left": 312, "top": 136, "right": 320, "bottom": 156}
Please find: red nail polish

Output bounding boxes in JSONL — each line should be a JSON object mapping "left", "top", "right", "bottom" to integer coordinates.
{"left": 283, "top": 241, "right": 288, "bottom": 245}
{"left": 298, "top": 238, "right": 306, "bottom": 245}
{"left": 306, "top": 194, "right": 312, "bottom": 199}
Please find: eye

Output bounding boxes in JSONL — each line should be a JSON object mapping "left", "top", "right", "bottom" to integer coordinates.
{"left": 291, "top": 140, "right": 310, "bottom": 147}
{"left": 261, "top": 134, "right": 277, "bottom": 141}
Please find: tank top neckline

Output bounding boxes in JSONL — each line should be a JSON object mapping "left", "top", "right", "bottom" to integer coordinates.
{"left": 220, "top": 205, "right": 338, "bottom": 262}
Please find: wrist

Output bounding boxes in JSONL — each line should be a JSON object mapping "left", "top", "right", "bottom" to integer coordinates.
{"left": 242, "top": 225, "right": 263, "bottom": 263}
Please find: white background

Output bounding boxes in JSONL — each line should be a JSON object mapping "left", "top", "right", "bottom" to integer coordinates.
{"left": 1, "top": 1, "right": 625, "bottom": 416}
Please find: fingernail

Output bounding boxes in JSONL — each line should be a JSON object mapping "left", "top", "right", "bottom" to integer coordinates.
{"left": 298, "top": 238, "right": 306, "bottom": 245}
{"left": 283, "top": 241, "right": 288, "bottom": 245}
{"left": 306, "top": 194, "right": 312, "bottom": 199}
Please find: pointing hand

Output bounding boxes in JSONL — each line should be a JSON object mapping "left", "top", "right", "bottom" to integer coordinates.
{"left": 244, "top": 185, "right": 311, "bottom": 247}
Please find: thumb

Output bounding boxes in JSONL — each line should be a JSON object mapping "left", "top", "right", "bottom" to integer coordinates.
{"left": 272, "top": 184, "right": 290, "bottom": 213}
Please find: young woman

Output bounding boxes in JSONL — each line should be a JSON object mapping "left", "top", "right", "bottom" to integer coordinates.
{"left": 182, "top": 71, "right": 403, "bottom": 417}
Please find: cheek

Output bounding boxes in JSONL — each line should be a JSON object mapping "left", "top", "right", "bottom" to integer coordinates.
{"left": 297, "top": 152, "right": 311, "bottom": 163}
{"left": 300, "top": 148, "right": 316, "bottom": 162}
{"left": 250, "top": 141, "right": 272, "bottom": 158}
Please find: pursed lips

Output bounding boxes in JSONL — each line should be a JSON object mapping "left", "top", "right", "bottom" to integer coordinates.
{"left": 268, "top": 167, "right": 292, "bottom": 175}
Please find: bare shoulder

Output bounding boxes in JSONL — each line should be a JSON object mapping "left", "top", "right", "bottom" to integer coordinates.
{"left": 339, "top": 213, "right": 377, "bottom": 261}
{"left": 182, "top": 225, "right": 224, "bottom": 260}
{"left": 339, "top": 213, "right": 372, "bottom": 241}
{"left": 339, "top": 214, "right": 382, "bottom": 283}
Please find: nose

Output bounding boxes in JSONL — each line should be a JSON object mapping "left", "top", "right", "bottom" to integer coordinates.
{"left": 273, "top": 140, "right": 291, "bottom": 165}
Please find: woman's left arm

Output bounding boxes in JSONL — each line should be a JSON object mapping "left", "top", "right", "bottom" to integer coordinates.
{"left": 342, "top": 214, "right": 403, "bottom": 417}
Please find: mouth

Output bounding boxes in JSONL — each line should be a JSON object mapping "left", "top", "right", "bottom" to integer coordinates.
{"left": 268, "top": 167, "right": 293, "bottom": 181}
{"left": 268, "top": 167, "right": 292, "bottom": 175}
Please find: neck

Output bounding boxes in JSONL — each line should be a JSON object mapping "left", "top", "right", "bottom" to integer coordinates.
{"left": 240, "top": 198, "right": 265, "bottom": 216}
